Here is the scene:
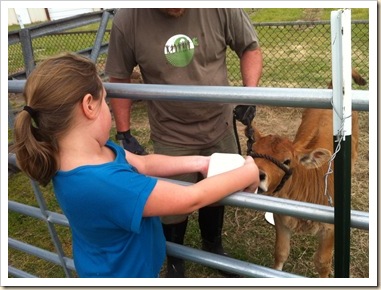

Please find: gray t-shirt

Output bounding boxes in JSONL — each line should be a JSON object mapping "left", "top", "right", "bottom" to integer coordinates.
{"left": 105, "top": 8, "right": 260, "bottom": 147}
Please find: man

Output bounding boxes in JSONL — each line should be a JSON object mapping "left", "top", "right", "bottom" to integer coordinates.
{"left": 105, "top": 8, "right": 262, "bottom": 278}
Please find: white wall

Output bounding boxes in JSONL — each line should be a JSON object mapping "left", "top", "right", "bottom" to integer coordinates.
{"left": 29, "top": 8, "right": 50, "bottom": 23}
{"left": 8, "top": 8, "right": 101, "bottom": 26}
{"left": 8, "top": 8, "right": 19, "bottom": 26}
{"left": 47, "top": 8, "right": 99, "bottom": 21}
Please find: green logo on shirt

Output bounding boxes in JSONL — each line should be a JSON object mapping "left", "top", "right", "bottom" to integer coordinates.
{"left": 164, "top": 34, "right": 198, "bottom": 67}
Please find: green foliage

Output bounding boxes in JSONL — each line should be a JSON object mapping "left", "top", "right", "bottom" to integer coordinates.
{"left": 248, "top": 8, "right": 305, "bottom": 22}
{"left": 249, "top": 8, "right": 368, "bottom": 22}
{"left": 321, "top": 8, "right": 369, "bottom": 20}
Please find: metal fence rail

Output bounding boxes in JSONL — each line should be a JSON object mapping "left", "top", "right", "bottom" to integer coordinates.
{"left": 9, "top": 80, "right": 370, "bottom": 111}
{"left": 7, "top": 168, "right": 369, "bottom": 232}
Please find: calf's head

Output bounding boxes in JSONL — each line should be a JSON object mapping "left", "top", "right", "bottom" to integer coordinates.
{"left": 251, "top": 129, "right": 331, "bottom": 195}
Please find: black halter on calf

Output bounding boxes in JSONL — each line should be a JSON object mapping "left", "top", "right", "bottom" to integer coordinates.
{"left": 233, "top": 105, "right": 293, "bottom": 193}
{"left": 249, "top": 152, "right": 293, "bottom": 193}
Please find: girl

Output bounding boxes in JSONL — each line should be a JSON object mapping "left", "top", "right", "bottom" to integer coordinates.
{"left": 11, "top": 53, "right": 259, "bottom": 278}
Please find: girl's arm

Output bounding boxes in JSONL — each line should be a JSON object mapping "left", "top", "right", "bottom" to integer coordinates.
{"left": 142, "top": 156, "right": 259, "bottom": 217}
{"left": 125, "top": 150, "right": 210, "bottom": 178}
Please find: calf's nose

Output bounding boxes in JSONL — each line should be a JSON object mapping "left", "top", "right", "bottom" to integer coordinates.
{"left": 259, "top": 170, "right": 266, "bottom": 182}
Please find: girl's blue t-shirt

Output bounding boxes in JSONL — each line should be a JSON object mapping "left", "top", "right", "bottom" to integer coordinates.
{"left": 53, "top": 140, "right": 165, "bottom": 278}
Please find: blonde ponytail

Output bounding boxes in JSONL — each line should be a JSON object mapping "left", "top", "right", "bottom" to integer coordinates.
{"left": 11, "top": 53, "right": 103, "bottom": 186}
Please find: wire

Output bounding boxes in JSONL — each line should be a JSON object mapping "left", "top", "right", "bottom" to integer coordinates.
{"left": 324, "top": 98, "right": 352, "bottom": 206}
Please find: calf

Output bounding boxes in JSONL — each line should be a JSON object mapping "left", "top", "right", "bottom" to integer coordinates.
{"left": 250, "top": 69, "right": 366, "bottom": 277}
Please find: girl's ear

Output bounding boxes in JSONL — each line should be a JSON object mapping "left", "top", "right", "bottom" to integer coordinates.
{"left": 81, "top": 94, "right": 97, "bottom": 119}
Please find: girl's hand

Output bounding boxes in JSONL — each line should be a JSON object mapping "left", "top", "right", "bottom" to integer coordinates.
{"left": 243, "top": 156, "right": 259, "bottom": 193}
{"left": 199, "top": 156, "right": 210, "bottom": 178}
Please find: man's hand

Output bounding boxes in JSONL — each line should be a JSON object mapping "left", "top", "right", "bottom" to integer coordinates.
{"left": 116, "top": 130, "right": 148, "bottom": 155}
{"left": 233, "top": 105, "right": 256, "bottom": 126}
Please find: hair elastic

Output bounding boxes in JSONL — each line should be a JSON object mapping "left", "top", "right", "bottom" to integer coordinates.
{"left": 23, "top": 105, "right": 37, "bottom": 118}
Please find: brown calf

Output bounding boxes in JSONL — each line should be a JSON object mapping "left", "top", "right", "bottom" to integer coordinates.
{"left": 250, "top": 69, "right": 366, "bottom": 277}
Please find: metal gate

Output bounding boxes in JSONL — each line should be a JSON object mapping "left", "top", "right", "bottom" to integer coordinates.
{"left": 7, "top": 80, "right": 370, "bottom": 284}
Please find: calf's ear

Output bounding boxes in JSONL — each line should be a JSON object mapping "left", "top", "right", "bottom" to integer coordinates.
{"left": 298, "top": 148, "right": 332, "bottom": 169}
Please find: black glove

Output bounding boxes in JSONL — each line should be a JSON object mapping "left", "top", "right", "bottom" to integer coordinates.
{"left": 116, "top": 130, "right": 148, "bottom": 155}
{"left": 233, "top": 105, "right": 256, "bottom": 126}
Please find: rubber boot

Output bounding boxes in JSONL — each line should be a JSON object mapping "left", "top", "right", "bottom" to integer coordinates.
{"left": 162, "top": 219, "right": 188, "bottom": 278}
{"left": 199, "top": 205, "right": 240, "bottom": 278}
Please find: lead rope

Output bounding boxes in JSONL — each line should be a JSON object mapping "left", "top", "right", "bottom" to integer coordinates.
{"left": 233, "top": 105, "right": 257, "bottom": 155}
{"left": 233, "top": 114, "right": 242, "bottom": 155}
{"left": 245, "top": 123, "right": 255, "bottom": 156}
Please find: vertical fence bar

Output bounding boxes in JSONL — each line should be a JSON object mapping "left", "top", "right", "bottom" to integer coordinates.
{"left": 19, "top": 28, "right": 35, "bottom": 76}
{"left": 8, "top": 99, "right": 15, "bottom": 129}
{"left": 9, "top": 28, "right": 35, "bottom": 131}
{"left": 89, "top": 10, "right": 111, "bottom": 62}
{"left": 30, "top": 180, "right": 74, "bottom": 277}
{"left": 330, "top": 9, "right": 352, "bottom": 278}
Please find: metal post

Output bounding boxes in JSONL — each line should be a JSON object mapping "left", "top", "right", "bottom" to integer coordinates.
{"left": 8, "top": 99, "right": 15, "bottom": 129}
{"left": 30, "top": 180, "right": 74, "bottom": 278}
{"left": 8, "top": 29, "right": 35, "bottom": 131}
{"left": 19, "top": 28, "right": 35, "bottom": 76}
{"left": 89, "top": 10, "right": 111, "bottom": 62}
{"left": 330, "top": 9, "right": 352, "bottom": 278}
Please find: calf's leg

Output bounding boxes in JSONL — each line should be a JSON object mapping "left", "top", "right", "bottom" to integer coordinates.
{"left": 273, "top": 215, "right": 292, "bottom": 271}
{"left": 314, "top": 226, "right": 334, "bottom": 278}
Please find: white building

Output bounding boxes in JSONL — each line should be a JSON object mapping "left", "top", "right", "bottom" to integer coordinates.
{"left": 8, "top": 8, "right": 102, "bottom": 26}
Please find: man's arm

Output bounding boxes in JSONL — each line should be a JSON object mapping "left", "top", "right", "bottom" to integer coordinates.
{"left": 235, "top": 47, "right": 262, "bottom": 154}
{"left": 240, "top": 48, "right": 263, "bottom": 87}
{"left": 108, "top": 76, "right": 132, "bottom": 132}
{"left": 108, "top": 76, "right": 147, "bottom": 155}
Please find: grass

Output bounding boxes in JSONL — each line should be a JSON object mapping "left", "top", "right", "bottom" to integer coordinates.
{"left": 8, "top": 8, "right": 370, "bottom": 279}
{"left": 248, "top": 8, "right": 369, "bottom": 22}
